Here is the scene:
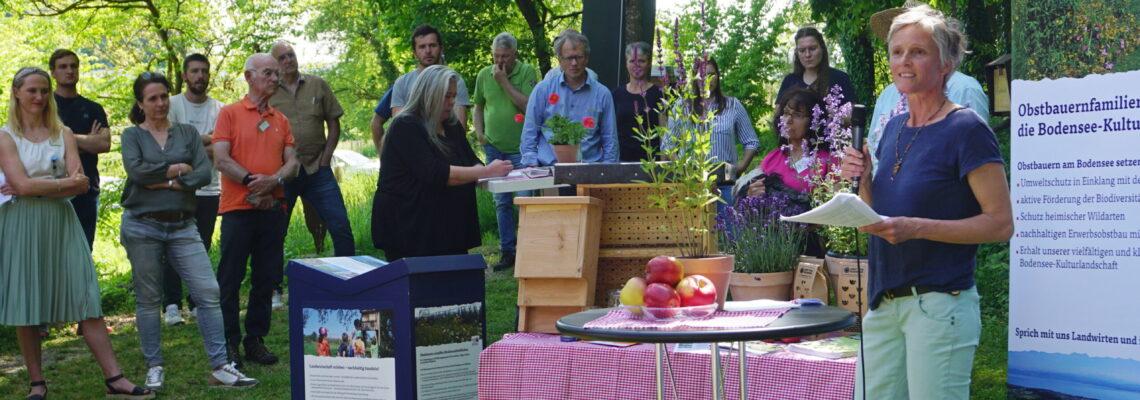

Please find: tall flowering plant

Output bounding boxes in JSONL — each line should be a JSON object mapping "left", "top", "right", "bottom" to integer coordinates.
{"left": 715, "top": 192, "right": 808, "bottom": 273}
{"left": 633, "top": 8, "right": 725, "bottom": 258}
{"left": 543, "top": 93, "right": 595, "bottom": 145}
{"left": 806, "top": 85, "right": 868, "bottom": 256}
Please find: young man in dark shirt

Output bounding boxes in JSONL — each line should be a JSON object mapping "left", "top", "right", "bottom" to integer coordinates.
{"left": 49, "top": 48, "right": 111, "bottom": 248}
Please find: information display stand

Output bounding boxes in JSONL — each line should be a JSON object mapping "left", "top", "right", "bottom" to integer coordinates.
{"left": 287, "top": 254, "right": 488, "bottom": 400}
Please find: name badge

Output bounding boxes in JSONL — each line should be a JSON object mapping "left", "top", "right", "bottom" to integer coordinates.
{"left": 793, "top": 157, "right": 811, "bottom": 173}
{"left": 258, "top": 120, "right": 270, "bottom": 132}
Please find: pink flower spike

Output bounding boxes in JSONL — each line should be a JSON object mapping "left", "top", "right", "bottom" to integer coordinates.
{"left": 514, "top": 113, "right": 525, "bottom": 123}
{"left": 582, "top": 116, "right": 596, "bottom": 129}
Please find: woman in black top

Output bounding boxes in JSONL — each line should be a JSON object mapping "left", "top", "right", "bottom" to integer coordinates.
{"left": 372, "top": 65, "right": 512, "bottom": 260}
{"left": 611, "top": 41, "right": 664, "bottom": 162}
{"left": 777, "top": 27, "right": 857, "bottom": 106}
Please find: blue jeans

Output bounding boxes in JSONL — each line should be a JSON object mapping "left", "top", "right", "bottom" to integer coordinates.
{"left": 121, "top": 213, "right": 227, "bottom": 369}
{"left": 284, "top": 166, "right": 355, "bottom": 256}
{"left": 163, "top": 195, "right": 219, "bottom": 310}
{"left": 716, "top": 184, "right": 734, "bottom": 220}
{"left": 484, "top": 144, "right": 530, "bottom": 254}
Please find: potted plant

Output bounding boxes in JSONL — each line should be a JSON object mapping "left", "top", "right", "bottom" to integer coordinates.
{"left": 542, "top": 93, "right": 593, "bottom": 163}
{"left": 634, "top": 47, "right": 734, "bottom": 310}
{"left": 805, "top": 85, "right": 870, "bottom": 315}
{"left": 715, "top": 192, "right": 808, "bottom": 301}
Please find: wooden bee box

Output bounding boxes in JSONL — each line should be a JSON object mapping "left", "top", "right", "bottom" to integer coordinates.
{"left": 513, "top": 196, "right": 603, "bottom": 279}
{"left": 517, "top": 278, "right": 593, "bottom": 307}
{"left": 517, "top": 306, "right": 586, "bottom": 334}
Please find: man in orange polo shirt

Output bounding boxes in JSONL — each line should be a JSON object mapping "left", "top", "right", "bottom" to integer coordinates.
{"left": 212, "top": 52, "right": 299, "bottom": 368}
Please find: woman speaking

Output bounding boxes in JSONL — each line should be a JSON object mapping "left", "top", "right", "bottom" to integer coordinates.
{"left": 841, "top": 6, "right": 1012, "bottom": 399}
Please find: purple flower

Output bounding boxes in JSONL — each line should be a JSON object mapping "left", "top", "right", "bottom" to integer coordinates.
{"left": 1096, "top": 33, "right": 1101, "bottom": 39}
{"left": 1081, "top": 45, "right": 1089, "bottom": 52}
{"left": 1106, "top": 62, "right": 1114, "bottom": 70}
{"left": 1076, "top": 35, "right": 1082, "bottom": 41}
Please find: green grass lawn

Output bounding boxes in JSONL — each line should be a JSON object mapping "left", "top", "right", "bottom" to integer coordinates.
{"left": 0, "top": 169, "right": 1011, "bottom": 399}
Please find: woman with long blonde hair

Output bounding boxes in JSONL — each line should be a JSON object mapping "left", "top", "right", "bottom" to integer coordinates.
{"left": 0, "top": 67, "right": 154, "bottom": 399}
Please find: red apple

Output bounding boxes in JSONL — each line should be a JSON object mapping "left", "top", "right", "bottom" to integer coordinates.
{"left": 644, "top": 255, "right": 684, "bottom": 286}
{"left": 642, "top": 283, "right": 681, "bottom": 318}
{"left": 676, "top": 274, "right": 717, "bottom": 307}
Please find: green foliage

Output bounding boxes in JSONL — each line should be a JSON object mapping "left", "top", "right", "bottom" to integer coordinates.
{"left": 545, "top": 113, "right": 589, "bottom": 145}
{"left": 638, "top": 73, "right": 723, "bottom": 258}
{"left": 1012, "top": 0, "right": 1139, "bottom": 80}
{"left": 299, "top": 0, "right": 580, "bottom": 142}
{"left": 659, "top": 0, "right": 790, "bottom": 156}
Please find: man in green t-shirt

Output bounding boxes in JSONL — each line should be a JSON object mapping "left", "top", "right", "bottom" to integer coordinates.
{"left": 473, "top": 32, "right": 539, "bottom": 271}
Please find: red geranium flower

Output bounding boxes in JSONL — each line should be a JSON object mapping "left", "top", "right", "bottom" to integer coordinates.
{"left": 514, "top": 113, "right": 525, "bottom": 123}
{"left": 582, "top": 116, "right": 596, "bottom": 129}
{"left": 548, "top": 93, "right": 560, "bottom": 105}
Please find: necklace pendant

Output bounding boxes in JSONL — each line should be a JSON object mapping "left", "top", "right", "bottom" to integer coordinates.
{"left": 892, "top": 161, "right": 902, "bottom": 176}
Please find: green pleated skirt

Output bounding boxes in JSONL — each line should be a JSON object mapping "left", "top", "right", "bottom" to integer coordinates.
{"left": 0, "top": 197, "right": 103, "bottom": 326}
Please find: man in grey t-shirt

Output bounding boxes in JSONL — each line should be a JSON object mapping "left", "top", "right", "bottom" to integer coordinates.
{"left": 390, "top": 24, "right": 471, "bottom": 124}
{"left": 163, "top": 53, "right": 224, "bottom": 326}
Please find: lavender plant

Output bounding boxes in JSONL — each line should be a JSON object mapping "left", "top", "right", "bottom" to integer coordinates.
{"left": 715, "top": 192, "right": 808, "bottom": 273}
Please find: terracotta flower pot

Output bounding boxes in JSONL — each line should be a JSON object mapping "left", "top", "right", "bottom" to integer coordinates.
{"left": 825, "top": 252, "right": 869, "bottom": 317}
{"left": 678, "top": 254, "right": 734, "bottom": 311}
{"left": 728, "top": 271, "right": 794, "bottom": 301}
{"left": 552, "top": 144, "right": 579, "bottom": 164}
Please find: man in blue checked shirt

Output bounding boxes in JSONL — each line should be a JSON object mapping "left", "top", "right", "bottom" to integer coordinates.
{"left": 520, "top": 32, "right": 617, "bottom": 166}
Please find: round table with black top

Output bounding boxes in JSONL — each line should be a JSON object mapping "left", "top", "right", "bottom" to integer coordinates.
{"left": 557, "top": 306, "right": 856, "bottom": 400}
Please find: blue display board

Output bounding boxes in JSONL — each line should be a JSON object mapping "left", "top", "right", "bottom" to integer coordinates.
{"left": 287, "top": 255, "right": 487, "bottom": 400}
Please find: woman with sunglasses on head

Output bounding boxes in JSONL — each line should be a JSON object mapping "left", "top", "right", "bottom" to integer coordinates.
{"left": 119, "top": 72, "right": 257, "bottom": 390}
{"left": 777, "top": 27, "right": 857, "bottom": 106}
{"left": 0, "top": 67, "right": 154, "bottom": 399}
{"left": 738, "top": 88, "right": 834, "bottom": 256}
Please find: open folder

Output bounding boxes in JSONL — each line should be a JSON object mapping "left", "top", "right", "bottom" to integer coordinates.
{"left": 780, "top": 193, "right": 886, "bottom": 228}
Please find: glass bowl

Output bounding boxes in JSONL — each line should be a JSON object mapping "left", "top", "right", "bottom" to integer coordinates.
{"left": 621, "top": 303, "right": 717, "bottom": 321}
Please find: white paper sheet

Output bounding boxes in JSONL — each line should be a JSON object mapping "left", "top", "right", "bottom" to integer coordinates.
{"left": 780, "top": 193, "right": 886, "bottom": 227}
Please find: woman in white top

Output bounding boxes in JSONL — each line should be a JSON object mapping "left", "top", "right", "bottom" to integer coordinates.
{"left": 0, "top": 67, "right": 153, "bottom": 399}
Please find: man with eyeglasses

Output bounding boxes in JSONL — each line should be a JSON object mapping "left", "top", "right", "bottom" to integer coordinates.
{"left": 49, "top": 49, "right": 110, "bottom": 249}
{"left": 268, "top": 41, "right": 354, "bottom": 264}
{"left": 161, "top": 53, "right": 225, "bottom": 327}
{"left": 520, "top": 31, "right": 617, "bottom": 167}
{"left": 212, "top": 52, "right": 299, "bottom": 368}
{"left": 473, "top": 32, "right": 539, "bottom": 272}
{"left": 390, "top": 24, "right": 471, "bottom": 124}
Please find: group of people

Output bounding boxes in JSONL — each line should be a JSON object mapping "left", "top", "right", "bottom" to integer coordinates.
{"left": 0, "top": 0, "right": 1012, "bottom": 398}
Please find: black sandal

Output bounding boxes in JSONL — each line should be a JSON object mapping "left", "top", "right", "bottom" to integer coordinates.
{"left": 104, "top": 374, "right": 155, "bottom": 399}
{"left": 26, "top": 380, "right": 47, "bottom": 400}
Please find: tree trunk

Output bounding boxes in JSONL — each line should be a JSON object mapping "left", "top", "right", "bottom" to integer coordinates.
{"left": 514, "top": 0, "right": 552, "bottom": 75}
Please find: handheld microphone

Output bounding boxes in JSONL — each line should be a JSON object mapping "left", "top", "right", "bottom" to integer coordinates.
{"left": 850, "top": 104, "right": 867, "bottom": 191}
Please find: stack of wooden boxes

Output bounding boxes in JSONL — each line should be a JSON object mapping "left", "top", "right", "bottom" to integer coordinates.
{"left": 513, "top": 196, "right": 603, "bottom": 333}
{"left": 575, "top": 184, "right": 683, "bottom": 309}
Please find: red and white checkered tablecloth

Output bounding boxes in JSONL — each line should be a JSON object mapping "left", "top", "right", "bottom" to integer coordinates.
{"left": 478, "top": 333, "right": 855, "bottom": 400}
{"left": 583, "top": 309, "right": 791, "bottom": 331}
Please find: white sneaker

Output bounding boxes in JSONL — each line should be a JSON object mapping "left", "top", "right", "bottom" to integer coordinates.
{"left": 164, "top": 304, "right": 185, "bottom": 326}
{"left": 145, "top": 365, "right": 164, "bottom": 390}
{"left": 210, "top": 362, "right": 258, "bottom": 388}
{"left": 271, "top": 291, "right": 284, "bottom": 310}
